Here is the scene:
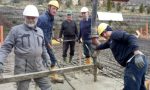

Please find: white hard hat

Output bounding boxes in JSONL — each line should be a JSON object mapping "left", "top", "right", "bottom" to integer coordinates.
{"left": 23, "top": 5, "right": 39, "bottom": 17}
{"left": 80, "top": 7, "right": 89, "bottom": 12}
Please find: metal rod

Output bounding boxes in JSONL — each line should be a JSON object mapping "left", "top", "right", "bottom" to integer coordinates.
{"left": 91, "top": 0, "right": 98, "bottom": 82}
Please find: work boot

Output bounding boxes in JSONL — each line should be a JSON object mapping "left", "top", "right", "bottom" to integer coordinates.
{"left": 85, "top": 57, "right": 92, "bottom": 65}
{"left": 63, "top": 57, "right": 67, "bottom": 63}
{"left": 49, "top": 66, "right": 64, "bottom": 83}
{"left": 69, "top": 56, "right": 73, "bottom": 63}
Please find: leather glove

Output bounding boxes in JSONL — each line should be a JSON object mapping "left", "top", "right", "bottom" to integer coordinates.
{"left": 0, "top": 63, "right": 4, "bottom": 73}
{"left": 134, "top": 54, "right": 145, "bottom": 69}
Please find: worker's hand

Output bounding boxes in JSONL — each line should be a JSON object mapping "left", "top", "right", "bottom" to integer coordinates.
{"left": 0, "top": 63, "right": 4, "bottom": 73}
{"left": 134, "top": 54, "right": 145, "bottom": 69}
{"left": 44, "top": 60, "right": 51, "bottom": 68}
{"left": 92, "top": 50, "right": 100, "bottom": 57}
{"left": 78, "top": 39, "right": 82, "bottom": 43}
{"left": 48, "top": 43, "right": 52, "bottom": 49}
{"left": 58, "top": 38, "right": 63, "bottom": 43}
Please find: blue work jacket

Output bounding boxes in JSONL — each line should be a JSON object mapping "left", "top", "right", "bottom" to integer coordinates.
{"left": 96, "top": 30, "right": 139, "bottom": 67}
{"left": 37, "top": 11, "right": 54, "bottom": 45}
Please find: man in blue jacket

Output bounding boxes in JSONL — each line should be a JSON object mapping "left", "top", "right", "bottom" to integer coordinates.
{"left": 96, "top": 23, "right": 148, "bottom": 90}
{"left": 37, "top": 0, "right": 63, "bottom": 82}
{"left": 78, "top": 7, "right": 93, "bottom": 65}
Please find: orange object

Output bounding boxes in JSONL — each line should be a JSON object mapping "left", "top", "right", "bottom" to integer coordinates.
{"left": 0, "top": 25, "right": 4, "bottom": 46}
{"left": 85, "top": 57, "right": 92, "bottom": 65}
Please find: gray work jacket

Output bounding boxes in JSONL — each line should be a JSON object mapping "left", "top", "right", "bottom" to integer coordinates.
{"left": 0, "top": 24, "right": 50, "bottom": 74}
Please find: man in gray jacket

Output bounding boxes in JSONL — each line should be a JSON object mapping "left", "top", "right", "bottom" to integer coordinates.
{"left": 0, "top": 5, "right": 52, "bottom": 90}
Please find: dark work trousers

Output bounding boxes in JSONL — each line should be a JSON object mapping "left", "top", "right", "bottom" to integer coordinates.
{"left": 62, "top": 41, "right": 75, "bottom": 57}
{"left": 46, "top": 45, "right": 57, "bottom": 66}
{"left": 123, "top": 55, "right": 148, "bottom": 90}
{"left": 83, "top": 40, "right": 92, "bottom": 58}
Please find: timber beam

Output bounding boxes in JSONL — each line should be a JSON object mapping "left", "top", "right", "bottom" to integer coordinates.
{"left": 0, "top": 65, "right": 94, "bottom": 84}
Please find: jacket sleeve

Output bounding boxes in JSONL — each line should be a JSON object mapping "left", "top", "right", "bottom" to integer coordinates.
{"left": 74, "top": 22, "right": 78, "bottom": 38}
{"left": 41, "top": 39, "right": 50, "bottom": 63}
{"left": 111, "top": 31, "right": 139, "bottom": 50}
{"left": 37, "top": 18, "right": 50, "bottom": 45}
{"left": 96, "top": 40, "right": 110, "bottom": 50}
{"left": 0, "top": 28, "right": 15, "bottom": 64}
{"left": 78, "top": 22, "right": 82, "bottom": 40}
{"left": 59, "top": 22, "right": 64, "bottom": 38}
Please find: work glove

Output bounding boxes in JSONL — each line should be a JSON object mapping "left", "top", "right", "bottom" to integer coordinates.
{"left": 78, "top": 40, "right": 82, "bottom": 43}
{"left": 57, "top": 38, "right": 63, "bottom": 43}
{"left": 92, "top": 50, "right": 100, "bottom": 58}
{"left": 0, "top": 63, "right": 4, "bottom": 73}
{"left": 134, "top": 54, "right": 145, "bottom": 69}
{"left": 43, "top": 59, "right": 51, "bottom": 69}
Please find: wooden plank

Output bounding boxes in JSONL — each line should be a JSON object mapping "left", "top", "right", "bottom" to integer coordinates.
{"left": 112, "top": 0, "right": 129, "bottom": 2}
{"left": 0, "top": 65, "right": 94, "bottom": 84}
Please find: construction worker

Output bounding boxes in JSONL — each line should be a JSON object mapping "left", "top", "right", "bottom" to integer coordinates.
{"left": 59, "top": 10, "right": 78, "bottom": 63}
{"left": 78, "top": 7, "right": 93, "bottom": 65}
{"left": 96, "top": 23, "right": 148, "bottom": 90}
{"left": 37, "top": 0, "right": 63, "bottom": 82}
{"left": 0, "top": 5, "right": 52, "bottom": 90}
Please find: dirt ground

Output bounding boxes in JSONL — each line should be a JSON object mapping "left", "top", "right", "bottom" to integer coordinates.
{"left": 0, "top": 39, "right": 149, "bottom": 90}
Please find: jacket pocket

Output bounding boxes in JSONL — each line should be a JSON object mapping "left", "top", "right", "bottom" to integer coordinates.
{"left": 17, "top": 34, "right": 30, "bottom": 48}
{"left": 37, "top": 35, "right": 44, "bottom": 46}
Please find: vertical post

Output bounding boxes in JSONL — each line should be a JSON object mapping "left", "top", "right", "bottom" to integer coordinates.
{"left": 0, "top": 25, "right": 4, "bottom": 46}
{"left": 91, "top": 0, "right": 99, "bottom": 82}
{"left": 145, "top": 20, "right": 148, "bottom": 39}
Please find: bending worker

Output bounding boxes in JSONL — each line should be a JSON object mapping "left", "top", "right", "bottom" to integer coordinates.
{"left": 37, "top": 0, "right": 63, "bottom": 82}
{"left": 59, "top": 10, "right": 78, "bottom": 63}
{"left": 96, "top": 23, "right": 148, "bottom": 90}
{"left": 0, "top": 5, "right": 52, "bottom": 90}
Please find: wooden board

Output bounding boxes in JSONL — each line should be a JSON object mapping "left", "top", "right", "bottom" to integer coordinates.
{"left": 0, "top": 65, "right": 94, "bottom": 84}
{"left": 112, "top": 0, "right": 129, "bottom": 2}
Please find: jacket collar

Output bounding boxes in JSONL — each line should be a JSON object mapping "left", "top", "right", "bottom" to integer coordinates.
{"left": 23, "top": 24, "right": 38, "bottom": 32}
{"left": 45, "top": 11, "right": 54, "bottom": 21}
